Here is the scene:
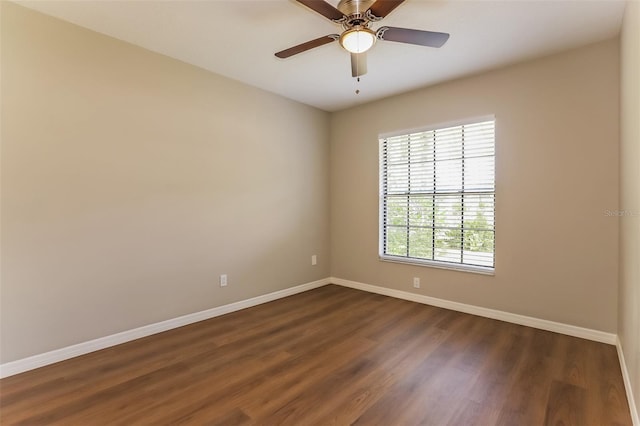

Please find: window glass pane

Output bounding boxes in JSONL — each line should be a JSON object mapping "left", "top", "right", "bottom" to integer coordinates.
{"left": 385, "top": 137, "right": 408, "bottom": 163}
{"left": 435, "top": 158, "right": 462, "bottom": 192}
{"left": 434, "top": 228, "right": 461, "bottom": 263}
{"left": 409, "top": 195, "right": 433, "bottom": 227}
{"left": 463, "top": 230, "right": 495, "bottom": 253}
{"left": 409, "top": 228, "right": 433, "bottom": 259}
{"left": 464, "top": 156, "right": 495, "bottom": 191}
{"left": 386, "top": 226, "right": 407, "bottom": 256}
{"left": 434, "top": 194, "right": 462, "bottom": 229}
{"left": 463, "top": 194, "right": 495, "bottom": 229}
{"left": 386, "top": 196, "right": 408, "bottom": 226}
{"left": 386, "top": 163, "right": 409, "bottom": 194}
{"left": 409, "top": 133, "right": 434, "bottom": 163}
{"left": 435, "top": 127, "right": 463, "bottom": 161}
{"left": 463, "top": 230, "right": 495, "bottom": 267}
{"left": 410, "top": 161, "right": 435, "bottom": 193}
{"left": 464, "top": 121, "right": 495, "bottom": 157}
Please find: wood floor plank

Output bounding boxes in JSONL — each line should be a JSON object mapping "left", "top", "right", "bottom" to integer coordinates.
{"left": 544, "top": 380, "right": 587, "bottom": 426}
{"left": 306, "top": 326, "right": 452, "bottom": 425}
{"left": 351, "top": 313, "right": 486, "bottom": 426}
{"left": 203, "top": 408, "right": 253, "bottom": 426}
{"left": 109, "top": 295, "right": 383, "bottom": 424}
{"left": 0, "top": 285, "right": 632, "bottom": 426}
{"left": 262, "top": 306, "right": 455, "bottom": 425}
{"left": 495, "top": 329, "right": 563, "bottom": 425}
{"left": 584, "top": 339, "right": 631, "bottom": 425}
{"left": 111, "top": 329, "right": 369, "bottom": 419}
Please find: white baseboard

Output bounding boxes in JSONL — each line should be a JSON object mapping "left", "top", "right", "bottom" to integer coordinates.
{"left": 617, "top": 337, "right": 640, "bottom": 426}
{"left": 330, "top": 277, "right": 617, "bottom": 345}
{"left": 0, "top": 278, "right": 330, "bottom": 379}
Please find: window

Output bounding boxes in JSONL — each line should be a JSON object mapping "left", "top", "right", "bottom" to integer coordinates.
{"left": 379, "top": 117, "right": 495, "bottom": 273}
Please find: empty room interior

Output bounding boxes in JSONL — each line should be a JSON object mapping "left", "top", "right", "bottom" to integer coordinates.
{"left": 1, "top": 0, "right": 639, "bottom": 424}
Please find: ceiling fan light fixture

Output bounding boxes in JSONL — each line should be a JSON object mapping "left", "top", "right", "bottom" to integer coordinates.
{"left": 339, "top": 26, "right": 376, "bottom": 54}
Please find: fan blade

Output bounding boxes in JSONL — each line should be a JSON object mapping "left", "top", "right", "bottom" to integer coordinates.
{"left": 377, "top": 26, "right": 449, "bottom": 48}
{"left": 351, "top": 53, "right": 367, "bottom": 77}
{"left": 296, "top": 0, "right": 346, "bottom": 21}
{"left": 275, "top": 35, "right": 338, "bottom": 58}
{"left": 367, "top": 0, "right": 405, "bottom": 19}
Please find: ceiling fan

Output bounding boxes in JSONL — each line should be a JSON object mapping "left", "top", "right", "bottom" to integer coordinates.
{"left": 275, "top": 0, "right": 450, "bottom": 78}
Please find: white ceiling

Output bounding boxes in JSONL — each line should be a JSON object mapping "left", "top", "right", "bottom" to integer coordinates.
{"left": 18, "top": 0, "right": 626, "bottom": 112}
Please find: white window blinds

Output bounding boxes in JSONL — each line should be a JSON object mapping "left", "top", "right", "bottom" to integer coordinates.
{"left": 380, "top": 119, "right": 495, "bottom": 271}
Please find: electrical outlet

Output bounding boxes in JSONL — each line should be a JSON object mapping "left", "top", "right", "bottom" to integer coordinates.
{"left": 311, "top": 255, "right": 317, "bottom": 266}
{"left": 220, "top": 274, "right": 227, "bottom": 287}
{"left": 413, "top": 277, "right": 420, "bottom": 289}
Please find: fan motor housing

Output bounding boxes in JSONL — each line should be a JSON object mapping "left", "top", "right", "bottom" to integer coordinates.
{"left": 337, "top": 0, "right": 376, "bottom": 17}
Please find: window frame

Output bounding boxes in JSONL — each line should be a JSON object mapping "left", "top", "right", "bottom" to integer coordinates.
{"left": 378, "top": 115, "right": 496, "bottom": 275}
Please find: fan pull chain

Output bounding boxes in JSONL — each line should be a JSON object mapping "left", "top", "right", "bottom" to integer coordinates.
{"left": 355, "top": 77, "right": 360, "bottom": 95}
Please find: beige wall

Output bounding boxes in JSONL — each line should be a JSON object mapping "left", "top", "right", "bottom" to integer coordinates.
{"left": 331, "top": 39, "right": 620, "bottom": 333}
{"left": 0, "top": 3, "right": 330, "bottom": 363}
{"left": 619, "top": 0, "right": 640, "bottom": 417}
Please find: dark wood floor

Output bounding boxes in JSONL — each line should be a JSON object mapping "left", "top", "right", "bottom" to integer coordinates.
{"left": 0, "top": 285, "right": 631, "bottom": 425}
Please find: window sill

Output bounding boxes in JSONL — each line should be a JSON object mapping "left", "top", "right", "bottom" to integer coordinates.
{"left": 379, "top": 255, "right": 495, "bottom": 276}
